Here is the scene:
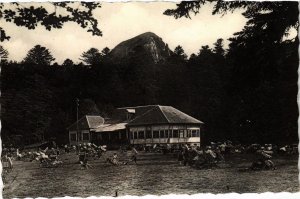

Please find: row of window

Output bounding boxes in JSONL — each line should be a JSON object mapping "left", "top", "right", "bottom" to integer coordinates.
{"left": 96, "top": 132, "right": 127, "bottom": 140}
{"left": 131, "top": 129, "right": 200, "bottom": 139}
{"left": 70, "top": 132, "right": 89, "bottom": 141}
{"left": 70, "top": 129, "right": 200, "bottom": 142}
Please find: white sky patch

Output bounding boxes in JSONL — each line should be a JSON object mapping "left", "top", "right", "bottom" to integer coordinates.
{"left": 1, "top": 2, "right": 247, "bottom": 64}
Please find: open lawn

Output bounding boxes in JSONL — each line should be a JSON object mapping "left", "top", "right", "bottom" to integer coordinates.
{"left": 3, "top": 151, "right": 299, "bottom": 198}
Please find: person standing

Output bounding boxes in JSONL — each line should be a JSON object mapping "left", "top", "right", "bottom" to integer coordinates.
{"left": 130, "top": 147, "right": 138, "bottom": 164}
{"left": 183, "top": 149, "right": 188, "bottom": 166}
{"left": 2, "top": 154, "right": 13, "bottom": 171}
{"left": 78, "top": 147, "right": 86, "bottom": 163}
{"left": 112, "top": 153, "right": 118, "bottom": 165}
{"left": 178, "top": 150, "right": 184, "bottom": 165}
{"left": 64, "top": 145, "right": 69, "bottom": 153}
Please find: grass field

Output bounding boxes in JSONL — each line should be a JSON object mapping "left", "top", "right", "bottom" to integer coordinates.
{"left": 2, "top": 151, "right": 299, "bottom": 198}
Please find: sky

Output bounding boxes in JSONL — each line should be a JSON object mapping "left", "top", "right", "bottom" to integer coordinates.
{"left": 1, "top": 2, "right": 248, "bottom": 64}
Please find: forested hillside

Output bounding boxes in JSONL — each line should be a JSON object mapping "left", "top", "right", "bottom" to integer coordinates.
{"left": 1, "top": 1, "right": 298, "bottom": 146}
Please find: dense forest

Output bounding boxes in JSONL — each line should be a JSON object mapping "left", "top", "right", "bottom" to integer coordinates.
{"left": 0, "top": 1, "right": 298, "bottom": 146}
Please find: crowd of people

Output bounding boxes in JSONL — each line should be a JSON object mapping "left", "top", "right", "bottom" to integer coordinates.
{"left": 170, "top": 141, "right": 299, "bottom": 170}
{"left": 132, "top": 141, "right": 297, "bottom": 170}
{"left": 68, "top": 143, "right": 139, "bottom": 168}
{"left": 1, "top": 141, "right": 298, "bottom": 172}
{"left": 1, "top": 142, "right": 140, "bottom": 172}
{"left": 74, "top": 143, "right": 107, "bottom": 169}
{"left": 2, "top": 141, "right": 296, "bottom": 191}
{"left": 105, "top": 148, "right": 138, "bottom": 166}
{"left": 175, "top": 145, "right": 224, "bottom": 169}
{"left": 16, "top": 147, "right": 63, "bottom": 167}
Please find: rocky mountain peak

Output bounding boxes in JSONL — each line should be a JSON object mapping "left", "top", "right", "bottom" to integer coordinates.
{"left": 110, "top": 32, "right": 172, "bottom": 64}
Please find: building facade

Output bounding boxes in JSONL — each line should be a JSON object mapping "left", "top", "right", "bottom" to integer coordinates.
{"left": 67, "top": 105, "right": 203, "bottom": 147}
{"left": 67, "top": 115, "right": 104, "bottom": 145}
{"left": 125, "top": 105, "right": 202, "bottom": 146}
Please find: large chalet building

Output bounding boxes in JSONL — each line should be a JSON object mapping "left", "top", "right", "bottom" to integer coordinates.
{"left": 67, "top": 105, "right": 203, "bottom": 147}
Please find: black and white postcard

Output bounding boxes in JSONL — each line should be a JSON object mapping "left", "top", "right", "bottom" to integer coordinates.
{"left": 0, "top": 1, "right": 299, "bottom": 198}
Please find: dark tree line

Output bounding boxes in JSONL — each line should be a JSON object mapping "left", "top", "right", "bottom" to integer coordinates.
{"left": 164, "top": 1, "right": 299, "bottom": 143}
{"left": 1, "top": 1, "right": 298, "bottom": 146}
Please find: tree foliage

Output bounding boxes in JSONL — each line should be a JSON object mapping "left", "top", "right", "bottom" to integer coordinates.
{"left": 23, "top": 45, "right": 55, "bottom": 65}
{"left": 0, "top": 27, "right": 10, "bottom": 41}
{"left": 164, "top": 1, "right": 298, "bottom": 143}
{"left": 0, "top": 2, "right": 102, "bottom": 41}
{"left": 80, "top": 48, "right": 102, "bottom": 65}
{"left": 79, "top": 99, "right": 100, "bottom": 117}
{"left": 62, "top": 58, "right": 74, "bottom": 66}
{"left": 164, "top": 1, "right": 298, "bottom": 42}
{"left": 213, "top": 39, "right": 225, "bottom": 56}
{"left": 101, "top": 47, "right": 110, "bottom": 56}
{"left": 0, "top": 45, "right": 9, "bottom": 61}
{"left": 174, "top": 45, "right": 187, "bottom": 60}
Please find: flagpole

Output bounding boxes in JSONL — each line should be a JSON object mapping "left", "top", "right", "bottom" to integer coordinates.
{"left": 76, "top": 98, "right": 79, "bottom": 144}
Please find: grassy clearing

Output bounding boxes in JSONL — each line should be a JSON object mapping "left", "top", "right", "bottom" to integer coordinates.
{"left": 3, "top": 151, "right": 299, "bottom": 198}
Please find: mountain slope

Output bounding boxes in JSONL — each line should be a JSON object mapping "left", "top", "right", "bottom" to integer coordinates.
{"left": 110, "top": 32, "right": 172, "bottom": 63}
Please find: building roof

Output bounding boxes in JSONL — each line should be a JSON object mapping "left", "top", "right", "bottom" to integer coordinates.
{"left": 126, "top": 105, "right": 203, "bottom": 126}
{"left": 67, "top": 115, "right": 104, "bottom": 130}
{"left": 68, "top": 105, "right": 203, "bottom": 132}
{"left": 93, "top": 123, "right": 127, "bottom": 132}
{"left": 86, "top": 115, "right": 105, "bottom": 128}
{"left": 114, "top": 105, "right": 158, "bottom": 122}
{"left": 160, "top": 106, "right": 203, "bottom": 124}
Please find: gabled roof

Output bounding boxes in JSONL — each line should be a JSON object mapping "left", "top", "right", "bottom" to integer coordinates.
{"left": 127, "top": 105, "right": 203, "bottom": 126}
{"left": 159, "top": 106, "right": 203, "bottom": 124}
{"left": 67, "top": 115, "right": 104, "bottom": 130}
{"left": 93, "top": 123, "right": 127, "bottom": 132}
{"left": 68, "top": 105, "right": 202, "bottom": 131}
{"left": 127, "top": 106, "right": 168, "bottom": 125}
{"left": 110, "top": 105, "right": 158, "bottom": 122}
{"left": 86, "top": 115, "right": 105, "bottom": 128}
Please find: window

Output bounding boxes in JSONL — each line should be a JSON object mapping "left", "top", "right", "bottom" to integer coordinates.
{"left": 82, "top": 132, "right": 89, "bottom": 141}
{"left": 127, "top": 113, "right": 135, "bottom": 120}
{"left": 134, "top": 132, "right": 138, "bottom": 139}
{"left": 160, "top": 130, "right": 165, "bottom": 138}
{"left": 192, "top": 130, "right": 197, "bottom": 137}
{"left": 153, "top": 131, "right": 159, "bottom": 138}
{"left": 187, "top": 130, "right": 191, "bottom": 137}
{"left": 173, "top": 130, "right": 179, "bottom": 138}
{"left": 131, "top": 131, "right": 134, "bottom": 139}
{"left": 138, "top": 131, "right": 145, "bottom": 139}
{"left": 126, "top": 109, "right": 135, "bottom": 120}
{"left": 197, "top": 130, "right": 200, "bottom": 137}
{"left": 70, "top": 133, "right": 76, "bottom": 141}
{"left": 146, "top": 130, "right": 152, "bottom": 139}
{"left": 179, "top": 130, "right": 184, "bottom": 138}
{"left": 165, "top": 130, "right": 169, "bottom": 138}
